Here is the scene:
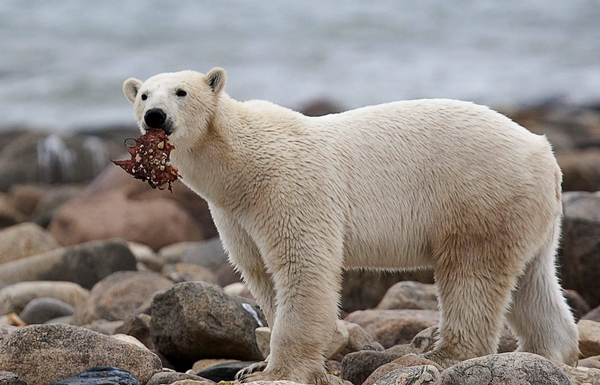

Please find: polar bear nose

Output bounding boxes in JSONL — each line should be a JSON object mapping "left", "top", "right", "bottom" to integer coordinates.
{"left": 144, "top": 108, "right": 167, "bottom": 129}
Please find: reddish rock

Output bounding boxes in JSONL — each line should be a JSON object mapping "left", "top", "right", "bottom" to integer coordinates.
{"left": 49, "top": 191, "right": 204, "bottom": 251}
{"left": 344, "top": 309, "right": 439, "bottom": 348}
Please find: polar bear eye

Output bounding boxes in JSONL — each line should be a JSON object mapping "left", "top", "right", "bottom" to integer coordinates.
{"left": 141, "top": 94, "right": 148, "bottom": 101}
{"left": 176, "top": 89, "right": 187, "bottom": 97}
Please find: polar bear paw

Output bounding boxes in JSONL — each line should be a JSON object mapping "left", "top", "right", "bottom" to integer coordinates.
{"left": 235, "top": 361, "right": 268, "bottom": 381}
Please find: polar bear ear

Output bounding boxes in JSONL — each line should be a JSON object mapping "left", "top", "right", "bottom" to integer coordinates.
{"left": 123, "top": 78, "right": 143, "bottom": 104}
{"left": 205, "top": 68, "right": 227, "bottom": 94}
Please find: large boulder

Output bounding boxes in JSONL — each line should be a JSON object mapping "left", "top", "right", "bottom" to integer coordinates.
{"left": 438, "top": 352, "right": 569, "bottom": 384}
{"left": 0, "top": 281, "right": 88, "bottom": 315}
{"left": 76, "top": 271, "right": 174, "bottom": 325}
{"left": 560, "top": 191, "right": 600, "bottom": 308}
{"left": 0, "top": 239, "right": 137, "bottom": 288}
{"left": 151, "top": 281, "right": 266, "bottom": 370}
{"left": 49, "top": 191, "right": 204, "bottom": 251}
{"left": 0, "top": 222, "right": 59, "bottom": 264}
{"left": 0, "top": 324, "right": 162, "bottom": 385}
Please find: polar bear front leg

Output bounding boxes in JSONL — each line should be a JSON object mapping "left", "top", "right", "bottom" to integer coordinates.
{"left": 241, "top": 210, "right": 345, "bottom": 385}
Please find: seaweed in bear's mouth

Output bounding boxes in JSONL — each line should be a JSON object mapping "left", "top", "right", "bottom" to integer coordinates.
{"left": 112, "top": 129, "right": 181, "bottom": 192}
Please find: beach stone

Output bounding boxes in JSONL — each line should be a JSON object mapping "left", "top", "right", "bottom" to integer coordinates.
{"left": 191, "top": 359, "right": 240, "bottom": 373}
{"left": 158, "top": 239, "right": 240, "bottom": 286}
{"left": 147, "top": 372, "right": 213, "bottom": 385}
{"left": 0, "top": 324, "right": 161, "bottom": 385}
{"left": 151, "top": 281, "right": 266, "bottom": 370}
{"left": 560, "top": 191, "right": 600, "bottom": 308}
{"left": 439, "top": 352, "right": 569, "bottom": 385}
{"left": 583, "top": 305, "right": 600, "bottom": 322}
{"left": 344, "top": 309, "right": 439, "bottom": 348}
{"left": 0, "top": 239, "right": 137, "bottom": 289}
{"left": 76, "top": 271, "right": 173, "bottom": 325}
{"left": 341, "top": 271, "right": 434, "bottom": 313}
{"left": 363, "top": 355, "right": 442, "bottom": 385}
{"left": 579, "top": 320, "right": 600, "bottom": 358}
{"left": 112, "top": 334, "right": 148, "bottom": 350}
{"left": 195, "top": 361, "right": 256, "bottom": 382}
{"left": 341, "top": 345, "right": 418, "bottom": 385}
{"left": 0, "top": 281, "right": 88, "bottom": 315}
{"left": 336, "top": 322, "right": 379, "bottom": 359}
{"left": 558, "top": 148, "right": 600, "bottom": 192}
{"left": 370, "top": 366, "right": 438, "bottom": 385}
{"left": 18, "top": 297, "right": 74, "bottom": 325}
{"left": 578, "top": 355, "right": 600, "bottom": 369}
{"left": 0, "top": 194, "right": 25, "bottom": 228}
{"left": 565, "top": 289, "right": 591, "bottom": 321}
{"left": 0, "top": 325, "right": 18, "bottom": 342}
{"left": 376, "top": 281, "right": 438, "bottom": 311}
{"left": 128, "top": 242, "right": 164, "bottom": 272}
{"left": 31, "top": 185, "right": 83, "bottom": 228}
{"left": 255, "top": 327, "right": 271, "bottom": 358}
{"left": 162, "top": 263, "right": 219, "bottom": 285}
{"left": 115, "top": 313, "right": 154, "bottom": 350}
{"left": 0, "top": 371, "right": 27, "bottom": 385}
{"left": 49, "top": 366, "right": 140, "bottom": 385}
{"left": 557, "top": 362, "right": 600, "bottom": 385}
{"left": 223, "top": 282, "right": 254, "bottom": 300}
{"left": 44, "top": 315, "right": 74, "bottom": 325}
{"left": 49, "top": 191, "right": 204, "bottom": 251}
{"left": 8, "top": 184, "right": 46, "bottom": 217}
{"left": 81, "top": 319, "right": 124, "bottom": 335}
{"left": 0, "top": 222, "right": 59, "bottom": 264}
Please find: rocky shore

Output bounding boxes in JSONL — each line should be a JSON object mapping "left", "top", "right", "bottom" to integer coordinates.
{"left": 2, "top": 100, "right": 600, "bottom": 385}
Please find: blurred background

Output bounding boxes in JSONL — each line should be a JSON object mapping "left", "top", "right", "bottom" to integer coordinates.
{"left": 1, "top": 0, "right": 599, "bottom": 130}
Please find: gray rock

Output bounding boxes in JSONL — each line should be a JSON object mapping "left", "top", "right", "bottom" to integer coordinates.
{"left": 147, "top": 372, "right": 214, "bottom": 385}
{"left": 151, "top": 281, "right": 266, "bottom": 370}
{"left": 0, "top": 239, "right": 137, "bottom": 289}
{"left": 0, "top": 324, "right": 161, "bottom": 385}
{"left": 114, "top": 313, "right": 154, "bottom": 351}
{"left": 0, "top": 281, "right": 88, "bottom": 315}
{"left": 373, "top": 366, "right": 439, "bottom": 385}
{"left": 560, "top": 191, "right": 600, "bottom": 309}
{"left": 341, "top": 345, "right": 418, "bottom": 385}
{"left": 376, "top": 281, "right": 438, "bottom": 311}
{"left": 0, "top": 325, "right": 18, "bottom": 343}
{"left": 75, "top": 271, "right": 173, "bottom": 325}
{"left": 0, "top": 222, "right": 59, "bottom": 264}
{"left": 439, "top": 352, "right": 570, "bottom": 385}
{"left": 0, "top": 371, "right": 27, "bottom": 385}
{"left": 19, "top": 297, "right": 74, "bottom": 325}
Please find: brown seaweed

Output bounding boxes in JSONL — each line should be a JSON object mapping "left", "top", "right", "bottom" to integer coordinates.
{"left": 112, "top": 130, "right": 180, "bottom": 192}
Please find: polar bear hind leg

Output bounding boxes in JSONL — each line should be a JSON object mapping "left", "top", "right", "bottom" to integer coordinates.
{"left": 505, "top": 217, "right": 579, "bottom": 365}
{"left": 423, "top": 240, "right": 521, "bottom": 368}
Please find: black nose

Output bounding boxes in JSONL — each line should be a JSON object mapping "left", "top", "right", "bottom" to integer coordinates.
{"left": 144, "top": 108, "right": 166, "bottom": 128}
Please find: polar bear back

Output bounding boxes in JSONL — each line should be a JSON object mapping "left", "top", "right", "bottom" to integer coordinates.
{"left": 304, "top": 99, "right": 560, "bottom": 269}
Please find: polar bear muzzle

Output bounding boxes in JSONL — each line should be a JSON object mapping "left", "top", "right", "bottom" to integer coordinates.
{"left": 144, "top": 108, "right": 172, "bottom": 135}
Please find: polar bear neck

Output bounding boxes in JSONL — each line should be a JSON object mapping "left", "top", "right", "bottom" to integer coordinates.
{"left": 172, "top": 93, "right": 307, "bottom": 209}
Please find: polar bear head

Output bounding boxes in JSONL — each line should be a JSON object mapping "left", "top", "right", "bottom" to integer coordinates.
{"left": 123, "top": 68, "right": 226, "bottom": 146}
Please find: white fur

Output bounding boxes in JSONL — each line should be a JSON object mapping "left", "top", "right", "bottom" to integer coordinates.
{"left": 124, "top": 69, "right": 579, "bottom": 383}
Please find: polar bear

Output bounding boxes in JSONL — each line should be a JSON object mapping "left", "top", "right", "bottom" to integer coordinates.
{"left": 123, "top": 69, "right": 579, "bottom": 383}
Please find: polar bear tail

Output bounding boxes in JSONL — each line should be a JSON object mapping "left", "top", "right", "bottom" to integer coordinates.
{"left": 506, "top": 214, "right": 580, "bottom": 366}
